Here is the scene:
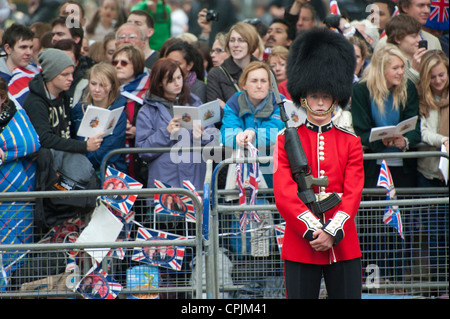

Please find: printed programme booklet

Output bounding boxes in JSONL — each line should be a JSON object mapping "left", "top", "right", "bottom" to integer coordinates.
{"left": 283, "top": 100, "right": 307, "bottom": 127}
{"left": 77, "top": 105, "right": 125, "bottom": 138}
{"left": 369, "top": 116, "right": 418, "bottom": 142}
{"left": 173, "top": 100, "right": 220, "bottom": 129}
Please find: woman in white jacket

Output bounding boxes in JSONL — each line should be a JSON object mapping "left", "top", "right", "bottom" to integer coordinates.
{"left": 416, "top": 50, "right": 449, "bottom": 187}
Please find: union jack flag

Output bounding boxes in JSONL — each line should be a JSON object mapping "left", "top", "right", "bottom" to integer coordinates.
{"left": 425, "top": 0, "right": 449, "bottom": 31}
{"left": 101, "top": 166, "right": 143, "bottom": 215}
{"left": 274, "top": 222, "right": 286, "bottom": 253}
{"left": 329, "top": 0, "right": 341, "bottom": 15}
{"left": 429, "top": 0, "right": 449, "bottom": 24}
{"left": 77, "top": 266, "right": 122, "bottom": 299}
{"left": 8, "top": 65, "right": 40, "bottom": 106}
{"left": 154, "top": 180, "right": 197, "bottom": 222}
{"left": 132, "top": 227, "right": 186, "bottom": 271}
{"left": 236, "top": 143, "right": 261, "bottom": 232}
{"left": 120, "top": 72, "right": 150, "bottom": 105}
{"left": 377, "top": 160, "right": 404, "bottom": 239}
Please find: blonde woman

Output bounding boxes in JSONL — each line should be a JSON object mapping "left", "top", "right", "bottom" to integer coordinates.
{"left": 266, "top": 45, "right": 290, "bottom": 99}
{"left": 71, "top": 62, "right": 127, "bottom": 172}
{"left": 416, "top": 50, "right": 449, "bottom": 187}
{"left": 206, "top": 22, "right": 262, "bottom": 109}
{"left": 351, "top": 44, "right": 421, "bottom": 187}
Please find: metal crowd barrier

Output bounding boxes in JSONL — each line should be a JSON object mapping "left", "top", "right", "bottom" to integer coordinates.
{"left": 0, "top": 187, "right": 204, "bottom": 299}
{"left": 1, "top": 147, "right": 448, "bottom": 299}
{"left": 208, "top": 150, "right": 449, "bottom": 299}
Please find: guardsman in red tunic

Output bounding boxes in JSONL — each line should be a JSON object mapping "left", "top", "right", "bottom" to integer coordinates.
{"left": 273, "top": 28, "right": 364, "bottom": 299}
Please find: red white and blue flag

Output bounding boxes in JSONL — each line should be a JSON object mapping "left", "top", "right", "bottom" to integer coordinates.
{"left": 120, "top": 72, "right": 150, "bottom": 105}
{"left": 329, "top": 0, "right": 341, "bottom": 15}
{"left": 274, "top": 222, "right": 286, "bottom": 253}
{"left": 377, "top": 160, "right": 404, "bottom": 239}
{"left": 154, "top": 180, "right": 197, "bottom": 222}
{"left": 8, "top": 65, "right": 40, "bottom": 106}
{"left": 77, "top": 266, "right": 122, "bottom": 299}
{"left": 132, "top": 227, "right": 186, "bottom": 271}
{"left": 235, "top": 143, "right": 261, "bottom": 232}
{"left": 101, "top": 166, "right": 143, "bottom": 215}
{"left": 426, "top": 0, "right": 449, "bottom": 30}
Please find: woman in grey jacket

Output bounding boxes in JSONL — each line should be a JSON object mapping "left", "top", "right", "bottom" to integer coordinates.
{"left": 135, "top": 58, "right": 218, "bottom": 191}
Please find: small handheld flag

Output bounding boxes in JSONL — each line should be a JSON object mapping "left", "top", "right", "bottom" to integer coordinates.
{"left": 377, "top": 160, "right": 404, "bottom": 239}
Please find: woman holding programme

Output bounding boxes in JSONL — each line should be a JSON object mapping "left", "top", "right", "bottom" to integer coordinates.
{"left": 351, "top": 44, "right": 421, "bottom": 187}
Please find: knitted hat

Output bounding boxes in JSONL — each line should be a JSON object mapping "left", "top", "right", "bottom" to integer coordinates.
{"left": 38, "top": 48, "right": 75, "bottom": 81}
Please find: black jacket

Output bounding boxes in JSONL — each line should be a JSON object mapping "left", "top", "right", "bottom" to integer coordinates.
{"left": 23, "top": 73, "right": 87, "bottom": 153}
{"left": 206, "top": 55, "right": 259, "bottom": 104}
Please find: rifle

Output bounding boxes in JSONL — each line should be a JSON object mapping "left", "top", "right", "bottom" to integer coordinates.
{"left": 270, "top": 72, "right": 342, "bottom": 225}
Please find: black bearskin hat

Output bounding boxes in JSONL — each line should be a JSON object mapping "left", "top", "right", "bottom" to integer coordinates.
{"left": 287, "top": 28, "right": 356, "bottom": 107}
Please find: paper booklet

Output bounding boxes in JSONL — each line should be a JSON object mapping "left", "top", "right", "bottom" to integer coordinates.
{"left": 77, "top": 105, "right": 125, "bottom": 138}
{"left": 369, "top": 116, "right": 418, "bottom": 143}
{"left": 173, "top": 100, "right": 220, "bottom": 129}
{"left": 439, "top": 144, "right": 448, "bottom": 185}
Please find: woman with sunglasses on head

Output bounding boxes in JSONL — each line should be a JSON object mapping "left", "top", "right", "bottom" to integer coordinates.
{"left": 71, "top": 62, "right": 127, "bottom": 173}
{"left": 206, "top": 22, "right": 261, "bottom": 111}
{"left": 111, "top": 44, "right": 150, "bottom": 181}
{"left": 135, "top": 58, "right": 218, "bottom": 191}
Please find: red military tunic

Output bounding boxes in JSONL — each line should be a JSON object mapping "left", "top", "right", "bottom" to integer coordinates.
{"left": 273, "top": 119, "right": 364, "bottom": 264}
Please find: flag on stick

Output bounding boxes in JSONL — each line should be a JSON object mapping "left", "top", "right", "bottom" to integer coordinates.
{"left": 377, "top": 160, "right": 404, "bottom": 239}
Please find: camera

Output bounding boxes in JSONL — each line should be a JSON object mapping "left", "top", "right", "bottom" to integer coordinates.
{"left": 206, "top": 10, "right": 219, "bottom": 22}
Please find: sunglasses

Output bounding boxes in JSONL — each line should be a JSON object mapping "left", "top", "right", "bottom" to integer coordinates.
{"left": 112, "top": 59, "right": 130, "bottom": 67}
{"left": 210, "top": 48, "right": 225, "bottom": 54}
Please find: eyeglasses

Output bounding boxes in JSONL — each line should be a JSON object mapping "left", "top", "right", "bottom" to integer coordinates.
{"left": 210, "top": 48, "right": 225, "bottom": 54}
{"left": 117, "top": 33, "right": 138, "bottom": 40}
{"left": 112, "top": 59, "right": 130, "bottom": 67}
{"left": 229, "top": 37, "right": 246, "bottom": 44}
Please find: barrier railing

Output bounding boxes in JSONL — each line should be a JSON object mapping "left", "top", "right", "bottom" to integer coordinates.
{"left": 0, "top": 187, "right": 204, "bottom": 299}
{"left": 2, "top": 147, "right": 448, "bottom": 299}
{"left": 209, "top": 150, "right": 449, "bottom": 299}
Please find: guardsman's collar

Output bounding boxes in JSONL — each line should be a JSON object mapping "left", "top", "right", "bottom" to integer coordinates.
{"left": 305, "top": 119, "right": 333, "bottom": 133}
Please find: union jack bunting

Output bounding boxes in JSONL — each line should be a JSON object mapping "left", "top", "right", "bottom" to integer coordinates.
{"left": 274, "top": 222, "right": 286, "bottom": 253}
{"left": 101, "top": 166, "right": 143, "bottom": 215}
{"left": 235, "top": 143, "right": 261, "bottom": 232}
{"left": 154, "top": 180, "right": 197, "bottom": 222}
{"left": 182, "top": 180, "right": 201, "bottom": 222}
{"left": 329, "top": 0, "right": 341, "bottom": 15}
{"left": 426, "top": 0, "right": 449, "bottom": 30}
{"left": 377, "top": 160, "right": 404, "bottom": 239}
{"left": 77, "top": 267, "right": 122, "bottom": 299}
{"left": 132, "top": 227, "right": 186, "bottom": 271}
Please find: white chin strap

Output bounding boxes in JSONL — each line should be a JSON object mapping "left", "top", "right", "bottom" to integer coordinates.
{"left": 301, "top": 98, "right": 336, "bottom": 116}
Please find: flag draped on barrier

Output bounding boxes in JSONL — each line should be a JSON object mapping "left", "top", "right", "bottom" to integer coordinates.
{"left": 154, "top": 180, "right": 198, "bottom": 222}
{"left": 377, "top": 160, "right": 404, "bottom": 239}
{"left": 132, "top": 227, "right": 186, "bottom": 271}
